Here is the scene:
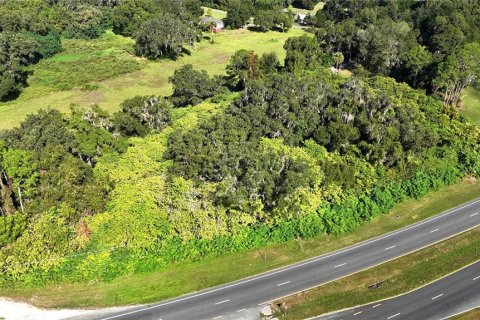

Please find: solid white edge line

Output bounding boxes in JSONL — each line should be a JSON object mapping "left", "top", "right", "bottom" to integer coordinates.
{"left": 387, "top": 313, "right": 401, "bottom": 319}
{"left": 442, "top": 306, "right": 480, "bottom": 319}
{"left": 432, "top": 293, "right": 444, "bottom": 300}
{"left": 97, "top": 198, "right": 480, "bottom": 320}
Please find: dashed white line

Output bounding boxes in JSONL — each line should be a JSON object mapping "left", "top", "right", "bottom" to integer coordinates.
{"left": 372, "top": 304, "right": 382, "bottom": 308}
{"left": 432, "top": 293, "right": 444, "bottom": 300}
{"left": 470, "top": 212, "right": 478, "bottom": 217}
{"left": 215, "top": 299, "right": 230, "bottom": 305}
{"left": 277, "top": 281, "right": 291, "bottom": 287}
{"left": 353, "top": 311, "right": 363, "bottom": 316}
{"left": 334, "top": 263, "right": 347, "bottom": 268}
{"left": 473, "top": 276, "right": 480, "bottom": 281}
{"left": 213, "top": 316, "right": 223, "bottom": 319}
{"left": 236, "top": 308, "right": 246, "bottom": 312}
{"left": 387, "top": 313, "right": 401, "bottom": 319}
{"left": 385, "top": 245, "right": 396, "bottom": 251}
{"left": 429, "top": 228, "right": 439, "bottom": 234}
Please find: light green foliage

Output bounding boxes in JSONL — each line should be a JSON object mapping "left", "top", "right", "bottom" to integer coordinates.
{"left": 259, "top": 138, "right": 324, "bottom": 219}
{"left": 0, "top": 205, "right": 73, "bottom": 282}
{"left": 1, "top": 149, "right": 38, "bottom": 198}
{"left": 90, "top": 101, "right": 224, "bottom": 250}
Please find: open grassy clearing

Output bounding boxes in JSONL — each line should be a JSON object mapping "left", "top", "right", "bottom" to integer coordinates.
{"left": 450, "top": 308, "right": 480, "bottom": 319}
{"left": 0, "top": 28, "right": 305, "bottom": 130}
{"left": 461, "top": 87, "right": 480, "bottom": 126}
{"left": 273, "top": 228, "right": 480, "bottom": 319}
{"left": 0, "top": 178, "right": 479, "bottom": 309}
{"left": 202, "top": 6, "right": 227, "bottom": 19}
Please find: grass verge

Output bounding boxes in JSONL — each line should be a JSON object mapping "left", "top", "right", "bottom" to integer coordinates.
{"left": 450, "top": 308, "right": 480, "bottom": 319}
{"left": 0, "top": 178, "right": 479, "bottom": 309}
{"left": 273, "top": 227, "right": 480, "bottom": 319}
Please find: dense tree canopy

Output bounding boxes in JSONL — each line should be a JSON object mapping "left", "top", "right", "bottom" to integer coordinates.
{"left": 1, "top": 0, "right": 480, "bottom": 290}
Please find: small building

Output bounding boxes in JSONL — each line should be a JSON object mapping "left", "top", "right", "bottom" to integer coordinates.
{"left": 200, "top": 16, "right": 225, "bottom": 33}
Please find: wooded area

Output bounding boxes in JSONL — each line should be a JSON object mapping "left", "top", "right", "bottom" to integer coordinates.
{"left": 0, "top": 0, "right": 479, "bottom": 288}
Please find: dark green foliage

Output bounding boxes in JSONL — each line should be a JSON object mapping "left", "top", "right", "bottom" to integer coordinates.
{"left": 284, "top": 35, "right": 332, "bottom": 73}
{"left": 225, "top": 0, "right": 253, "bottom": 29}
{"left": 112, "top": 0, "right": 203, "bottom": 37}
{"left": 253, "top": 9, "right": 293, "bottom": 32}
{"left": 0, "top": 32, "right": 40, "bottom": 101}
{"left": 1, "top": 109, "right": 74, "bottom": 153}
{"left": 26, "top": 31, "right": 63, "bottom": 58}
{"left": 292, "top": 0, "right": 317, "bottom": 10}
{"left": 135, "top": 16, "right": 195, "bottom": 60}
{"left": 113, "top": 96, "right": 173, "bottom": 136}
{"left": 226, "top": 49, "right": 263, "bottom": 88}
{"left": 169, "top": 64, "right": 225, "bottom": 107}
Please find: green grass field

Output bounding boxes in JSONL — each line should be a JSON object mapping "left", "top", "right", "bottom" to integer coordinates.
{"left": 202, "top": 6, "right": 227, "bottom": 19}
{"left": 0, "top": 28, "right": 305, "bottom": 130}
{"left": 274, "top": 228, "right": 480, "bottom": 319}
{"left": 1, "top": 177, "right": 479, "bottom": 309}
{"left": 461, "top": 87, "right": 480, "bottom": 126}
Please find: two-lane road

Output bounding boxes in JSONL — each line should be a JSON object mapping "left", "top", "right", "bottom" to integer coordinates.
{"left": 69, "top": 198, "right": 480, "bottom": 320}
{"left": 316, "top": 260, "right": 480, "bottom": 320}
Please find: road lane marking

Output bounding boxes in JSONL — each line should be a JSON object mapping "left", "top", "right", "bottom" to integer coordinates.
{"left": 236, "top": 308, "right": 246, "bottom": 312}
{"left": 432, "top": 293, "right": 444, "bottom": 300}
{"left": 334, "top": 263, "right": 347, "bottom": 268}
{"left": 429, "top": 228, "right": 439, "bottom": 234}
{"left": 215, "top": 299, "right": 230, "bottom": 305}
{"left": 473, "top": 276, "right": 480, "bottom": 281}
{"left": 470, "top": 212, "right": 478, "bottom": 217}
{"left": 258, "top": 301, "right": 272, "bottom": 306}
{"left": 213, "top": 316, "right": 223, "bottom": 319}
{"left": 353, "top": 311, "right": 363, "bottom": 315}
{"left": 387, "top": 313, "right": 401, "bottom": 319}
{"left": 96, "top": 198, "right": 480, "bottom": 320}
{"left": 277, "top": 281, "right": 291, "bottom": 287}
{"left": 385, "top": 245, "right": 396, "bottom": 251}
{"left": 372, "top": 304, "right": 382, "bottom": 308}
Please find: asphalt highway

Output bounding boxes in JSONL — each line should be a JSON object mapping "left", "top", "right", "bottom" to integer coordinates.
{"left": 69, "top": 197, "right": 480, "bottom": 320}
{"left": 316, "top": 260, "right": 480, "bottom": 320}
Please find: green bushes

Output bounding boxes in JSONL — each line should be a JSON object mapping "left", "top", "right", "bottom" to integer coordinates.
{"left": 0, "top": 212, "right": 27, "bottom": 247}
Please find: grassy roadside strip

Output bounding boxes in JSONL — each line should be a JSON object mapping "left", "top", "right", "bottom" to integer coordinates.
{"left": 272, "top": 227, "right": 480, "bottom": 320}
{"left": 1, "top": 178, "right": 480, "bottom": 308}
{"left": 450, "top": 308, "right": 480, "bottom": 319}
